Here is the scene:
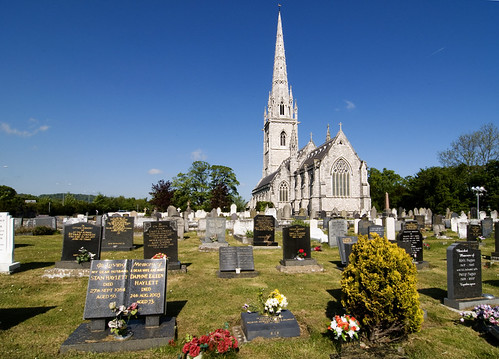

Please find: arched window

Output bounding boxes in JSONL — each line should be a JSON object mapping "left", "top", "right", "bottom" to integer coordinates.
{"left": 279, "top": 182, "right": 289, "bottom": 202}
{"left": 332, "top": 159, "right": 351, "bottom": 197}
{"left": 280, "top": 131, "right": 286, "bottom": 146}
{"left": 280, "top": 102, "right": 285, "bottom": 115}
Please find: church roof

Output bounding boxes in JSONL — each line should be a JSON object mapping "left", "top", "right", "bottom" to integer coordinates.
{"left": 252, "top": 170, "right": 278, "bottom": 193}
{"left": 300, "top": 139, "right": 334, "bottom": 168}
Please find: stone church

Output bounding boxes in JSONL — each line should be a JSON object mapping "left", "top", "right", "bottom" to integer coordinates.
{"left": 250, "top": 10, "right": 371, "bottom": 216}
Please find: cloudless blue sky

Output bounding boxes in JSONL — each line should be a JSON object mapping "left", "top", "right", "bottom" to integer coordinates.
{"left": 1, "top": 0, "right": 498, "bottom": 202}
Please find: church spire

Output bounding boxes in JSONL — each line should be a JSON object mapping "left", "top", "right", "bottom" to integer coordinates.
{"left": 326, "top": 124, "right": 331, "bottom": 142}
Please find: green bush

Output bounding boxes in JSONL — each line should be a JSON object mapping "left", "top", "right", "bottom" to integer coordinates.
{"left": 32, "top": 226, "right": 57, "bottom": 236}
{"left": 255, "top": 201, "right": 274, "bottom": 212}
{"left": 341, "top": 233, "right": 423, "bottom": 342}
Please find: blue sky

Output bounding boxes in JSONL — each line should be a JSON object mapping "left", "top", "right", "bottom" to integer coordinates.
{"left": 1, "top": 0, "right": 498, "bottom": 202}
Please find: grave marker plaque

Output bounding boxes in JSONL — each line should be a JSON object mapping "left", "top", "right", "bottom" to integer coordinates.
{"left": 253, "top": 215, "right": 277, "bottom": 246}
{"left": 368, "top": 225, "right": 384, "bottom": 239}
{"left": 61, "top": 223, "right": 102, "bottom": 262}
{"left": 127, "top": 259, "right": 167, "bottom": 316}
{"left": 102, "top": 216, "right": 134, "bottom": 251}
{"left": 241, "top": 310, "right": 300, "bottom": 341}
{"left": 282, "top": 225, "right": 311, "bottom": 260}
{"left": 219, "top": 247, "right": 255, "bottom": 272}
{"left": 0, "top": 212, "right": 20, "bottom": 273}
{"left": 467, "top": 224, "right": 481, "bottom": 241}
{"left": 446, "top": 242, "right": 481, "bottom": 300}
{"left": 397, "top": 222, "right": 423, "bottom": 262}
{"left": 143, "top": 221, "right": 180, "bottom": 269}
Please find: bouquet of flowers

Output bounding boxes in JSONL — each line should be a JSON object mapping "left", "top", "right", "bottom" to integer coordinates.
{"left": 108, "top": 302, "right": 138, "bottom": 337}
{"left": 152, "top": 252, "right": 168, "bottom": 259}
{"left": 264, "top": 289, "right": 288, "bottom": 316}
{"left": 295, "top": 248, "right": 307, "bottom": 260}
{"left": 313, "top": 245, "right": 322, "bottom": 251}
{"left": 460, "top": 304, "right": 499, "bottom": 328}
{"left": 181, "top": 325, "right": 238, "bottom": 358}
{"left": 75, "top": 247, "right": 95, "bottom": 264}
{"left": 328, "top": 314, "right": 361, "bottom": 342}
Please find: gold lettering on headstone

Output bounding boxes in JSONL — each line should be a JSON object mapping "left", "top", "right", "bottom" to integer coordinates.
{"left": 107, "top": 217, "right": 132, "bottom": 235}
{"left": 68, "top": 224, "right": 96, "bottom": 241}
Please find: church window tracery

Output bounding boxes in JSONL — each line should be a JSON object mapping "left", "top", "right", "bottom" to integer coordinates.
{"left": 279, "top": 182, "right": 289, "bottom": 202}
{"left": 332, "top": 159, "right": 351, "bottom": 197}
{"left": 280, "top": 131, "right": 286, "bottom": 146}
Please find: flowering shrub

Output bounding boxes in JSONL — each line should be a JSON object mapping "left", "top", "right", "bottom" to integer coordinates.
{"left": 152, "top": 252, "right": 168, "bottom": 259}
{"left": 181, "top": 326, "right": 238, "bottom": 358}
{"left": 108, "top": 302, "right": 138, "bottom": 336}
{"left": 460, "top": 305, "right": 499, "bottom": 328}
{"left": 328, "top": 314, "right": 361, "bottom": 342}
{"left": 264, "top": 289, "right": 288, "bottom": 316}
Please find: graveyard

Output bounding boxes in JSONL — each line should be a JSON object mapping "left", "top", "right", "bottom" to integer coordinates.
{"left": 0, "top": 220, "right": 498, "bottom": 358}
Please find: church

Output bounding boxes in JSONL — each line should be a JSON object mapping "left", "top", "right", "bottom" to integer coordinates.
{"left": 250, "top": 10, "right": 371, "bottom": 216}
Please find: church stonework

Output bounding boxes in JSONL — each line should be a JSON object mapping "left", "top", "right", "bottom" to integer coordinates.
{"left": 250, "top": 11, "right": 371, "bottom": 216}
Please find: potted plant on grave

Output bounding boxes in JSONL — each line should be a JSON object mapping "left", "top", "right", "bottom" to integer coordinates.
{"left": 295, "top": 248, "right": 307, "bottom": 261}
{"left": 108, "top": 302, "right": 138, "bottom": 340}
{"left": 181, "top": 323, "right": 239, "bottom": 358}
{"left": 75, "top": 247, "right": 95, "bottom": 264}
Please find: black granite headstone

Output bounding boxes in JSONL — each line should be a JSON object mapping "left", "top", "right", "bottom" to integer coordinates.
{"left": 492, "top": 222, "right": 499, "bottom": 259}
{"left": 240, "top": 310, "right": 300, "bottom": 341}
{"left": 143, "top": 221, "right": 180, "bottom": 269}
{"left": 467, "top": 224, "right": 481, "bottom": 241}
{"left": 127, "top": 259, "right": 167, "bottom": 316}
{"left": 253, "top": 215, "right": 277, "bottom": 246}
{"left": 446, "top": 242, "right": 482, "bottom": 300}
{"left": 397, "top": 222, "right": 423, "bottom": 262}
{"left": 338, "top": 236, "right": 358, "bottom": 265}
{"left": 282, "top": 225, "right": 311, "bottom": 261}
{"left": 219, "top": 247, "right": 255, "bottom": 272}
{"left": 61, "top": 223, "right": 102, "bottom": 262}
{"left": 102, "top": 216, "right": 134, "bottom": 251}
{"left": 368, "top": 225, "right": 384, "bottom": 239}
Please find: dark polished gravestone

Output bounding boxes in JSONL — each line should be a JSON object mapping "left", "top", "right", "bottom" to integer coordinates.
{"left": 481, "top": 218, "right": 493, "bottom": 238}
{"left": 278, "top": 225, "right": 322, "bottom": 273}
{"left": 492, "top": 222, "right": 499, "bottom": 260}
{"left": 143, "top": 221, "right": 181, "bottom": 270}
{"left": 101, "top": 216, "right": 134, "bottom": 251}
{"left": 60, "top": 258, "right": 175, "bottom": 353}
{"left": 467, "top": 224, "right": 482, "bottom": 241}
{"left": 217, "top": 247, "right": 258, "bottom": 278}
{"left": 368, "top": 225, "right": 384, "bottom": 239}
{"left": 57, "top": 223, "right": 102, "bottom": 269}
{"left": 338, "top": 236, "right": 358, "bottom": 266}
{"left": 253, "top": 215, "right": 278, "bottom": 246}
{"left": 240, "top": 310, "right": 300, "bottom": 341}
{"left": 397, "top": 221, "right": 424, "bottom": 263}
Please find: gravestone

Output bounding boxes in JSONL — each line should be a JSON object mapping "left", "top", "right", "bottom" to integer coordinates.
{"left": 385, "top": 217, "right": 395, "bottom": 240}
{"left": 33, "top": 216, "right": 57, "bottom": 229}
{"left": 282, "top": 204, "right": 292, "bottom": 219}
{"left": 358, "top": 218, "right": 372, "bottom": 236}
{"left": 0, "top": 212, "right": 20, "bottom": 274}
{"left": 492, "top": 222, "right": 499, "bottom": 260}
{"left": 397, "top": 221, "right": 424, "bottom": 262}
{"left": 282, "top": 225, "right": 311, "bottom": 262}
{"left": 328, "top": 219, "right": 347, "bottom": 247}
{"left": 481, "top": 218, "right": 493, "bottom": 238}
{"left": 143, "top": 221, "right": 180, "bottom": 270}
{"left": 59, "top": 223, "right": 102, "bottom": 266}
{"left": 338, "top": 236, "right": 358, "bottom": 266}
{"left": 204, "top": 217, "right": 227, "bottom": 243}
{"left": 368, "top": 225, "right": 384, "bottom": 239}
{"left": 414, "top": 215, "right": 425, "bottom": 229}
{"left": 102, "top": 216, "right": 134, "bottom": 251}
{"left": 467, "top": 224, "right": 481, "bottom": 241}
{"left": 61, "top": 258, "right": 174, "bottom": 353}
{"left": 253, "top": 215, "right": 277, "bottom": 246}
{"left": 240, "top": 310, "right": 300, "bottom": 341}
{"left": 218, "top": 247, "right": 257, "bottom": 278}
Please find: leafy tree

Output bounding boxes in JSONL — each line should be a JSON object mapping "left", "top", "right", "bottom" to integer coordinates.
{"left": 0, "top": 185, "right": 18, "bottom": 213}
{"left": 368, "top": 168, "right": 408, "bottom": 211}
{"left": 210, "top": 183, "right": 231, "bottom": 211}
{"left": 438, "top": 123, "right": 499, "bottom": 167}
{"left": 149, "top": 180, "right": 175, "bottom": 211}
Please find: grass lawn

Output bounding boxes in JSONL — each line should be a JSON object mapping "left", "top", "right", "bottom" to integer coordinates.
{"left": 0, "top": 227, "right": 498, "bottom": 358}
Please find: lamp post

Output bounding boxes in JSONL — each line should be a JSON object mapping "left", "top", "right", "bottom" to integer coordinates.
{"left": 471, "top": 186, "right": 486, "bottom": 219}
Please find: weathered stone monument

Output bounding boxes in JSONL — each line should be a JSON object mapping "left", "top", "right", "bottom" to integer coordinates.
{"left": 199, "top": 217, "right": 228, "bottom": 252}
{"left": 328, "top": 219, "right": 347, "bottom": 247}
{"left": 0, "top": 212, "right": 20, "bottom": 274}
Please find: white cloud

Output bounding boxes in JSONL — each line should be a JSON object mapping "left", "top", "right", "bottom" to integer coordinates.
{"left": 344, "top": 100, "right": 356, "bottom": 110}
{"left": 0, "top": 119, "right": 50, "bottom": 137}
{"left": 148, "top": 168, "right": 163, "bottom": 175}
{"left": 191, "top": 149, "right": 207, "bottom": 161}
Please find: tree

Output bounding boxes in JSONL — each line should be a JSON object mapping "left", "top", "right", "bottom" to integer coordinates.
{"left": 210, "top": 183, "right": 231, "bottom": 211}
{"left": 438, "top": 123, "right": 499, "bottom": 167}
{"left": 0, "top": 185, "right": 17, "bottom": 212}
{"left": 368, "top": 168, "right": 408, "bottom": 211}
{"left": 149, "top": 180, "right": 175, "bottom": 211}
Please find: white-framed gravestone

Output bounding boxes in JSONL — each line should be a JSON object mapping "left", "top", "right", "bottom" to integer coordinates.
{"left": 0, "top": 212, "right": 20, "bottom": 274}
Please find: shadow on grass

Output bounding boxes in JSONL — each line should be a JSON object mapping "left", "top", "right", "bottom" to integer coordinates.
{"left": 14, "top": 243, "right": 33, "bottom": 248}
{"left": 133, "top": 244, "right": 144, "bottom": 249}
{"left": 418, "top": 287, "right": 447, "bottom": 301}
{"left": 18, "top": 261, "right": 55, "bottom": 273}
{"left": 483, "top": 279, "right": 499, "bottom": 287}
{"left": 181, "top": 262, "right": 192, "bottom": 268}
{"left": 325, "top": 289, "right": 344, "bottom": 319}
{"left": 166, "top": 300, "right": 187, "bottom": 318}
{"left": 0, "top": 306, "right": 56, "bottom": 330}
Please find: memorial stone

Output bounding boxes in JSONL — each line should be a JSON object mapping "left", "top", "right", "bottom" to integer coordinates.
{"left": 445, "top": 242, "right": 481, "bottom": 302}
{"left": 368, "top": 225, "right": 384, "bottom": 239}
{"left": 358, "top": 218, "right": 372, "bottom": 236}
{"left": 481, "top": 218, "right": 493, "bottom": 238}
{"left": 60, "top": 223, "right": 102, "bottom": 262}
{"left": 328, "top": 219, "right": 347, "bottom": 247}
{"left": 204, "top": 217, "right": 226, "bottom": 243}
{"left": 253, "top": 215, "right": 277, "bottom": 246}
{"left": 492, "top": 222, "right": 499, "bottom": 259}
{"left": 0, "top": 212, "right": 20, "bottom": 274}
{"left": 414, "top": 215, "right": 425, "bottom": 229}
{"left": 102, "top": 216, "right": 134, "bottom": 251}
{"left": 338, "top": 236, "right": 358, "bottom": 266}
{"left": 240, "top": 310, "right": 300, "bottom": 341}
{"left": 398, "top": 221, "right": 423, "bottom": 262}
{"left": 282, "top": 225, "right": 311, "bottom": 262}
{"left": 33, "top": 216, "right": 57, "bottom": 229}
{"left": 143, "top": 221, "right": 180, "bottom": 270}
{"left": 467, "top": 224, "right": 481, "bottom": 241}
{"left": 219, "top": 247, "right": 255, "bottom": 272}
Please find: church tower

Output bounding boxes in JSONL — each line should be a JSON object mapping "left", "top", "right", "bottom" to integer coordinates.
{"left": 262, "top": 9, "right": 298, "bottom": 177}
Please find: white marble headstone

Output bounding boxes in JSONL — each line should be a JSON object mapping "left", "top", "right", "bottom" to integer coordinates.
{"left": 0, "top": 212, "right": 20, "bottom": 274}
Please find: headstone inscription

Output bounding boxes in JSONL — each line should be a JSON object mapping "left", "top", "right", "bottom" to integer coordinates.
{"left": 253, "top": 215, "right": 277, "bottom": 246}
{"left": 444, "top": 242, "right": 481, "bottom": 307}
{"left": 368, "top": 225, "right": 384, "bottom": 239}
{"left": 102, "top": 216, "right": 134, "bottom": 251}
{"left": 219, "top": 247, "right": 255, "bottom": 272}
{"left": 143, "top": 221, "right": 180, "bottom": 270}
{"left": 83, "top": 258, "right": 167, "bottom": 320}
{"left": 338, "top": 236, "right": 358, "bottom": 266}
{"left": 481, "top": 218, "right": 493, "bottom": 238}
{"left": 204, "top": 217, "right": 227, "bottom": 243}
{"left": 240, "top": 310, "right": 300, "bottom": 341}
{"left": 60, "top": 223, "right": 102, "bottom": 262}
{"left": 328, "top": 219, "right": 347, "bottom": 247}
{"left": 0, "top": 212, "right": 20, "bottom": 274}
{"left": 467, "top": 224, "right": 481, "bottom": 241}
{"left": 281, "top": 225, "right": 311, "bottom": 264}
{"left": 397, "top": 221, "right": 423, "bottom": 262}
